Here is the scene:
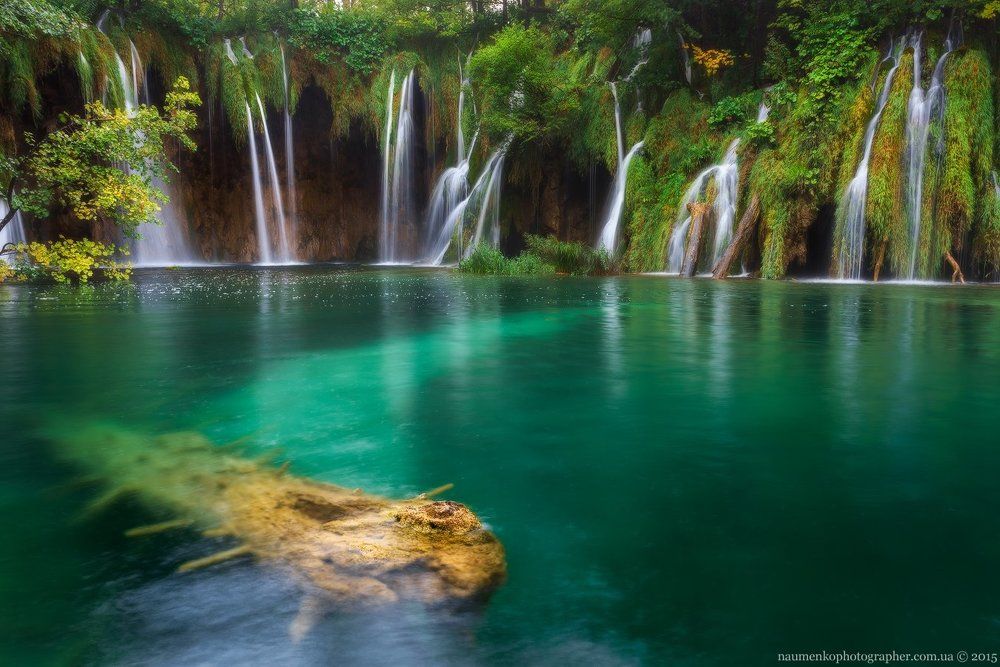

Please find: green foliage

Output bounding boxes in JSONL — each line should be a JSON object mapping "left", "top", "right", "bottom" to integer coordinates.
{"left": 523, "top": 234, "right": 614, "bottom": 275}
{"left": 4, "top": 77, "right": 200, "bottom": 237}
{"left": 0, "top": 0, "right": 80, "bottom": 38}
{"left": 288, "top": 6, "right": 388, "bottom": 74}
{"left": 6, "top": 237, "right": 131, "bottom": 284}
{"left": 469, "top": 25, "right": 567, "bottom": 143}
{"left": 742, "top": 121, "right": 775, "bottom": 149}
{"left": 456, "top": 244, "right": 556, "bottom": 276}
{"left": 708, "top": 91, "right": 762, "bottom": 129}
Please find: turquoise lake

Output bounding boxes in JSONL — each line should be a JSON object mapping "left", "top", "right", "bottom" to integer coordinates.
{"left": 2, "top": 267, "right": 999, "bottom": 665}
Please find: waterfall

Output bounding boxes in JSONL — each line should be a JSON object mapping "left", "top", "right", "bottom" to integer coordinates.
{"left": 992, "top": 171, "right": 1000, "bottom": 198}
{"left": 903, "top": 29, "right": 957, "bottom": 280}
{"left": 380, "top": 70, "right": 396, "bottom": 262}
{"left": 125, "top": 40, "right": 199, "bottom": 266}
{"left": 677, "top": 31, "right": 692, "bottom": 85}
{"left": 624, "top": 28, "right": 652, "bottom": 82}
{"left": 223, "top": 38, "right": 238, "bottom": 65}
{"left": 428, "top": 142, "right": 509, "bottom": 265}
{"left": 279, "top": 42, "right": 297, "bottom": 236}
{"left": 254, "top": 94, "right": 293, "bottom": 262}
{"left": 666, "top": 138, "right": 740, "bottom": 273}
{"left": 834, "top": 37, "right": 906, "bottom": 280}
{"left": 424, "top": 63, "right": 478, "bottom": 264}
{"left": 246, "top": 102, "right": 272, "bottom": 264}
{"left": 596, "top": 82, "right": 644, "bottom": 254}
{"left": 0, "top": 199, "right": 27, "bottom": 261}
{"left": 380, "top": 70, "right": 417, "bottom": 264}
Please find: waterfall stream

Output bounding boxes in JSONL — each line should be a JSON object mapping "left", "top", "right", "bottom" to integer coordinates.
{"left": 128, "top": 41, "right": 199, "bottom": 266}
{"left": 596, "top": 82, "right": 644, "bottom": 255}
{"left": 903, "top": 29, "right": 957, "bottom": 279}
{"left": 424, "top": 60, "right": 478, "bottom": 264}
{"left": 834, "top": 37, "right": 906, "bottom": 280}
{"left": 255, "top": 93, "right": 293, "bottom": 263}
{"left": 94, "top": 24, "right": 199, "bottom": 265}
{"left": 666, "top": 138, "right": 740, "bottom": 274}
{"left": 246, "top": 102, "right": 272, "bottom": 264}
{"left": 380, "top": 70, "right": 417, "bottom": 263}
{"left": 0, "top": 199, "right": 27, "bottom": 260}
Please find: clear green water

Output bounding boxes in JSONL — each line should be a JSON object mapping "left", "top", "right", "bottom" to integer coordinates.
{"left": 2, "top": 267, "right": 1000, "bottom": 665}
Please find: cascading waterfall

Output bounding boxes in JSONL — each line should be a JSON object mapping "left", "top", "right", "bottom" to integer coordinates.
{"left": 380, "top": 70, "right": 396, "bottom": 263}
{"left": 128, "top": 41, "right": 199, "bottom": 266}
{"left": 380, "top": 70, "right": 417, "bottom": 264}
{"left": 424, "top": 61, "right": 479, "bottom": 264}
{"left": 245, "top": 102, "right": 272, "bottom": 264}
{"left": 992, "top": 170, "right": 1000, "bottom": 198}
{"left": 834, "top": 37, "right": 906, "bottom": 280}
{"left": 278, "top": 41, "right": 297, "bottom": 233}
{"left": 665, "top": 138, "right": 740, "bottom": 273}
{"left": 596, "top": 82, "right": 644, "bottom": 254}
{"left": 903, "top": 28, "right": 957, "bottom": 280}
{"left": 429, "top": 141, "right": 509, "bottom": 265}
{"left": 624, "top": 28, "right": 652, "bottom": 82}
{"left": 255, "top": 93, "right": 293, "bottom": 262}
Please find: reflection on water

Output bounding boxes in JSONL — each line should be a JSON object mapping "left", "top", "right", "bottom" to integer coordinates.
{"left": 2, "top": 267, "right": 1000, "bottom": 664}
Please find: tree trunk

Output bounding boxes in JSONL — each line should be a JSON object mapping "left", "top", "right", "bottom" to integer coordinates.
{"left": 681, "top": 202, "right": 711, "bottom": 277}
{"left": 873, "top": 238, "right": 887, "bottom": 282}
{"left": 712, "top": 194, "right": 760, "bottom": 279}
{"left": 945, "top": 251, "right": 966, "bottom": 284}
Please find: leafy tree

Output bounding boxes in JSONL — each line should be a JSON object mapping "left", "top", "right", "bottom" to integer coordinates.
{"left": 0, "top": 76, "right": 200, "bottom": 238}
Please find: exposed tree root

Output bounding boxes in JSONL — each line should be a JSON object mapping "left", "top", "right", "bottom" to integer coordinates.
{"left": 945, "top": 251, "right": 966, "bottom": 283}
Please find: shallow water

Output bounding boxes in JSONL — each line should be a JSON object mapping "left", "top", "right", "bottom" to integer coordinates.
{"left": 2, "top": 267, "right": 999, "bottom": 665}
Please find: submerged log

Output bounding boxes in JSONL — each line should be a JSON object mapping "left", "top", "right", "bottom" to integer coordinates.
{"left": 50, "top": 424, "right": 507, "bottom": 637}
{"left": 945, "top": 251, "right": 966, "bottom": 284}
{"left": 681, "top": 202, "right": 712, "bottom": 277}
{"left": 712, "top": 194, "right": 760, "bottom": 279}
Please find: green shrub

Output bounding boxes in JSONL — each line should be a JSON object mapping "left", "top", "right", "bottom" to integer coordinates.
{"left": 523, "top": 234, "right": 613, "bottom": 275}
{"left": 457, "top": 244, "right": 556, "bottom": 276}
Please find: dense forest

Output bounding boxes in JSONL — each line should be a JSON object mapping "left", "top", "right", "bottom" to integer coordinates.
{"left": 0, "top": 0, "right": 998, "bottom": 280}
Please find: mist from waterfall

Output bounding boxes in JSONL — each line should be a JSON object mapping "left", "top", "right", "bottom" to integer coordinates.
{"left": 596, "top": 82, "right": 644, "bottom": 255}
{"left": 380, "top": 70, "right": 418, "bottom": 263}
{"left": 665, "top": 138, "right": 740, "bottom": 274}
{"left": 903, "top": 28, "right": 958, "bottom": 280}
{"left": 834, "top": 37, "right": 906, "bottom": 280}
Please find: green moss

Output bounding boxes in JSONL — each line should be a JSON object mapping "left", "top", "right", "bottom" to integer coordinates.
{"left": 864, "top": 54, "right": 910, "bottom": 276}
{"left": 939, "top": 49, "right": 995, "bottom": 278}
{"left": 621, "top": 89, "right": 720, "bottom": 272}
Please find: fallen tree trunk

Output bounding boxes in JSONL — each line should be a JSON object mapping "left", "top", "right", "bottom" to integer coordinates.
{"left": 945, "top": 251, "right": 966, "bottom": 284}
{"left": 712, "top": 194, "right": 760, "bottom": 279}
{"left": 681, "top": 202, "right": 711, "bottom": 277}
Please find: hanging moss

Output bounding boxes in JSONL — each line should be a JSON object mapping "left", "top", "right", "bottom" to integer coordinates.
{"left": 938, "top": 48, "right": 995, "bottom": 278}
{"left": 622, "top": 89, "right": 720, "bottom": 272}
{"left": 864, "top": 54, "right": 911, "bottom": 277}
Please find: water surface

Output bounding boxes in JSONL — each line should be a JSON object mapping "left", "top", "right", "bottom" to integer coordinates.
{"left": 2, "top": 267, "right": 999, "bottom": 665}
